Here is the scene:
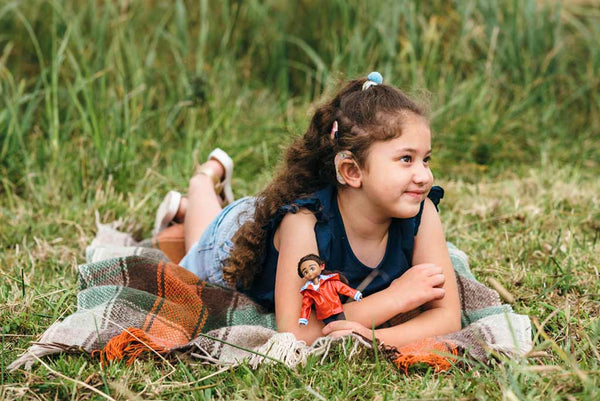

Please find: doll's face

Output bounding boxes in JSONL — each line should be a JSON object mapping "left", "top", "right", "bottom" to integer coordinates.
{"left": 300, "top": 260, "right": 324, "bottom": 281}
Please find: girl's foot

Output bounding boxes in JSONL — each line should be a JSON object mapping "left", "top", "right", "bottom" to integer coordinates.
{"left": 153, "top": 193, "right": 188, "bottom": 236}
{"left": 194, "top": 148, "right": 234, "bottom": 206}
{"left": 153, "top": 149, "right": 234, "bottom": 235}
{"left": 153, "top": 191, "right": 182, "bottom": 235}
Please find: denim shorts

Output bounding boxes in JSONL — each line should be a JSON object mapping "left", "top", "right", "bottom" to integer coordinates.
{"left": 179, "top": 196, "right": 256, "bottom": 286}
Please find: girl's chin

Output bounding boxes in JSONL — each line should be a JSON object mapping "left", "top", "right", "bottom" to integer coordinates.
{"left": 392, "top": 205, "right": 422, "bottom": 219}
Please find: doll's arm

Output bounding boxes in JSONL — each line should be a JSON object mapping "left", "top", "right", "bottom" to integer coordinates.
{"left": 298, "top": 293, "right": 314, "bottom": 325}
{"left": 334, "top": 281, "right": 362, "bottom": 301}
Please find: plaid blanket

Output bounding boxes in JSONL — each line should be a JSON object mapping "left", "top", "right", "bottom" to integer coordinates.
{"left": 9, "top": 220, "right": 532, "bottom": 372}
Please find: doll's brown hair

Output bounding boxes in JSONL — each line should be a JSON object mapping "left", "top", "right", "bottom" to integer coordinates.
{"left": 297, "top": 253, "right": 350, "bottom": 285}
{"left": 224, "top": 77, "right": 425, "bottom": 288}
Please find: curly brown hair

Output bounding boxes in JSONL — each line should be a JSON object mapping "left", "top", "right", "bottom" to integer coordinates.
{"left": 223, "top": 77, "right": 425, "bottom": 288}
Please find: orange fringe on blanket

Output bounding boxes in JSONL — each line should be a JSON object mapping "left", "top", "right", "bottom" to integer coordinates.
{"left": 92, "top": 327, "right": 169, "bottom": 366}
{"left": 392, "top": 337, "right": 458, "bottom": 373}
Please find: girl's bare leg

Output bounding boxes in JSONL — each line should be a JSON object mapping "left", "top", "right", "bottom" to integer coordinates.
{"left": 184, "top": 160, "right": 225, "bottom": 252}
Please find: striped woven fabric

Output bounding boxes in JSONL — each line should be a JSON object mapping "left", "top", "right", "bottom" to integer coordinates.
{"left": 9, "top": 221, "right": 531, "bottom": 371}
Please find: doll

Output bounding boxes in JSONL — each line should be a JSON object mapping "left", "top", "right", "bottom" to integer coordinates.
{"left": 297, "top": 254, "right": 362, "bottom": 326}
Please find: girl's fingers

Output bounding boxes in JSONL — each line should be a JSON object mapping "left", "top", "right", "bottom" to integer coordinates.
{"left": 432, "top": 287, "right": 446, "bottom": 299}
{"left": 429, "top": 273, "right": 445, "bottom": 287}
{"left": 327, "top": 330, "right": 355, "bottom": 339}
{"left": 322, "top": 320, "right": 368, "bottom": 336}
{"left": 322, "top": 320, "right": 350, "bottom": 335}
{"left": 426, "top": 265, "right": 443, "bottom": 275}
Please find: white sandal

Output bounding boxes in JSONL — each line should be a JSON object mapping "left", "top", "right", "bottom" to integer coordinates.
{"left": 153, "top": 149, "right": 234, "bottom": 235}
{"left": 153, "top": 190, "right": 182, "bottom": 235}
{"left": 195, "top": 148, "right": 235, "bottom": 206}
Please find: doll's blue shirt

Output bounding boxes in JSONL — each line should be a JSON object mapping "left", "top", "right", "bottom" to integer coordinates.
{"left": 245, "top": 185, "right": 444, "bottom": 311}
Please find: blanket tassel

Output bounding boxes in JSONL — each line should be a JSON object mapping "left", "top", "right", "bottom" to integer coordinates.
{"left": 93, "top": 328, "right": 168, "bottom": 366}
{"left": 392, "top": 338, "right": 459, "bottom": 373}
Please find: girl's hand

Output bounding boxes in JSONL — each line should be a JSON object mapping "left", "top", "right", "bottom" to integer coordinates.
{"left": 322, "top": 320, "right": 372, "bottom": 339}
{"left": 389, "top": 263, "right": 446, "bottom": 313}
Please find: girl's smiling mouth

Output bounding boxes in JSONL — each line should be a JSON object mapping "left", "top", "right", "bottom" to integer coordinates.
{"left": 404, "top": 190, "right": 425, "bottom": 199}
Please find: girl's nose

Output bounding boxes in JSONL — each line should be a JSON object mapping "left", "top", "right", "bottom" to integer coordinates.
{"left": 413, "top": 163, "right": 431, "bottom": 184}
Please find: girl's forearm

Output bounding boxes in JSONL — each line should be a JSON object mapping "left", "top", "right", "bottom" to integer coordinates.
{"left": 342, "top": 287, "right": 405, "bottom": 327}
{"left": 371, "top": 306, "right": 461, "bottom": 348}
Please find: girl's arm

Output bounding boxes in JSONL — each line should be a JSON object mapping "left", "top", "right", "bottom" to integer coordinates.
{"left": 275, "top": 201, "right": 457, "bottom": 345}
{"left": 323, "top": 198, "right": 462, "bottom": 347}
{"left": 273, "top": 210, "right": 325, "bottom": 343}
{"left": 410, "top": 197, "right": 461, "bottom": 331}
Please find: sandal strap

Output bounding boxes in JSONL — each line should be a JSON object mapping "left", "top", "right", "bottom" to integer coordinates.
{"left": 194, "top": 164, "right": 221, "bottom": 190}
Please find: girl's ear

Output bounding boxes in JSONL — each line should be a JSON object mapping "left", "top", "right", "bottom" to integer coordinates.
{"left": 337, "top": 158, "right": 362, "bottom": 188}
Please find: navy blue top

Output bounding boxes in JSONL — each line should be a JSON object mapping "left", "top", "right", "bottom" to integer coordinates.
{"left": 244, "top": 185, "right": 444, "bottom": 310}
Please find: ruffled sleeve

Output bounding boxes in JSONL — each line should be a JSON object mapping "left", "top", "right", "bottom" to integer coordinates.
{"left": 262, "top": 187, "right": 333, "bottom": 233}
{"left": 413, "top": 185, "right": 444, "bottom": 235}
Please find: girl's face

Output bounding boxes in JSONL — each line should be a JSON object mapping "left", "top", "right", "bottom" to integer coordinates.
{"left": 360, "top": 113, "right": 434, "bottom": 220}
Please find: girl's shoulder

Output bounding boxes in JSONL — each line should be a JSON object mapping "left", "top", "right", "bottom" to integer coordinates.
{"left": 263, "top": 186, "right": 334, "bottom": 233}
{"left": 412, "top": 185, "right": 445, "bottom": 235}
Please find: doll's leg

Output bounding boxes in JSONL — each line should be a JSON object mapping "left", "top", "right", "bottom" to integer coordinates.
{"left": 323, "top": 312, "right": 346, "bottom": 325}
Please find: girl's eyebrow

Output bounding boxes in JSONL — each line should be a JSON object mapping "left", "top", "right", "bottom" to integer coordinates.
{"left": 395, "top": 147, "right": 432, "bottom": 154}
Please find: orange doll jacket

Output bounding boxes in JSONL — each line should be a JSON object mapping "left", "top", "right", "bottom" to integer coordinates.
{"left": 299, "top": 273, "right": 362, "bottom": 321}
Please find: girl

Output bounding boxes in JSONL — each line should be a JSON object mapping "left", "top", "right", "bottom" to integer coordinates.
{"left": 155, "top": 72, "right": 461, "bottom": 347}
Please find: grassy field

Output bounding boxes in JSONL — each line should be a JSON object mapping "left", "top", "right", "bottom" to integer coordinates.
{"left": 1, "top": 0, "right": 599, "bottom": 399}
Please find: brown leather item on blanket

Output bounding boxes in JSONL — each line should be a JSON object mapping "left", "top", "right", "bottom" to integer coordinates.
{"left": 153, "top": 223, "right": 186, "bottom": 264}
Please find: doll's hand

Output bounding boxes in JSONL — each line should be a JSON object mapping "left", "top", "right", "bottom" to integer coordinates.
{"left": 322, "top": 320, "right": 371, "bottom": 339}
{"left": 389, "top": 263, "right": 446, "bottom": 312}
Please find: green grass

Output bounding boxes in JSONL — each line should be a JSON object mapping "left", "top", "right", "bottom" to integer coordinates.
{"left": 1, "top": 0, "right": 599, "bottom": 399}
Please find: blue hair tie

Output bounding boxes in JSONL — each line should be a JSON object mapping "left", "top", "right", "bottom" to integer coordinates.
{"left": 362, "top": 71, "right": 383, "bottom": 90}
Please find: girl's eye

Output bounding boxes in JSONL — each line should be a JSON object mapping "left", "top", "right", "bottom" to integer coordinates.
{"left": 424, "top": 156, "right": 431, "bottom": 164}
{"left": 400, "top": 155, "right": 412, "bottom": 163}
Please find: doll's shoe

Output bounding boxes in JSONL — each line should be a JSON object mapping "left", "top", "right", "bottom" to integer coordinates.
{"left": 153, "top": 190, "right": 182, "bottom": 236}
{"left": 195, "top": 148, "right": 234, "bottom": 206}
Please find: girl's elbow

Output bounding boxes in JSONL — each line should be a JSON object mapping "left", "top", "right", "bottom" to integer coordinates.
{"left": 447, "top": 309, "right": 462, "bottom": 333}
{"left": 435, "top": 305, "right": 461, "bottom": 334}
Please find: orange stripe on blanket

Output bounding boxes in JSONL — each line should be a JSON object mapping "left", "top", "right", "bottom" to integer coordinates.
{"left": 143, "top": 261, "right": 207, "bottom": 348}
{"left": 95, "top": 262, "right": 210, "bottom": 365}
{"left": 392, "top": 337, "right": 458, "bottom": 373}
{"left": 93, "top": 327, "right": 168, "bottom": 366}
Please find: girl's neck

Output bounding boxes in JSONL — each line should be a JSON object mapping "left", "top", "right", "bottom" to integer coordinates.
{"left": 336, "top": 187, "right": 391, "bottom": 243}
